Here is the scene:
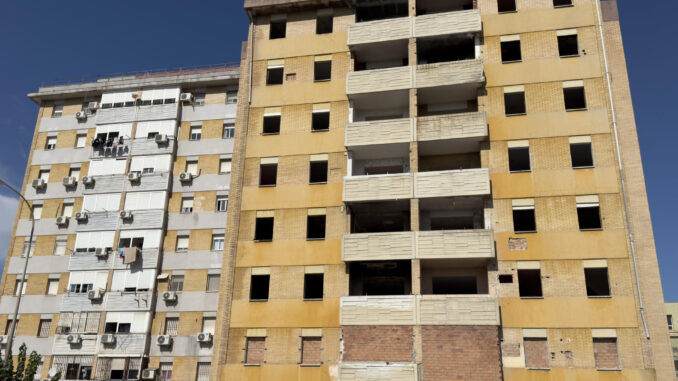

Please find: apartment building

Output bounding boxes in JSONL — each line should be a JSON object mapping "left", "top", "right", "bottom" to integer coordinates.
{"left": 212, "top": 0, "right": 675, "bottom": 380}
{"left": 0, "top": 65, "right": 239, "bottom": 380}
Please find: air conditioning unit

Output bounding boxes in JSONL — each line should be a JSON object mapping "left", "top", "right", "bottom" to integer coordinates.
{"left": 197, "top": 332, "right": 213, "bottom": 343}
{"left": 128, "top": 172, "right": 141, "bottom": 182}
{"left": 32, "top": 179, "right": 46, "bottom": 189}
{"left": 87, "top": 289, "right": 104, "bottom": 300}
{"left": 180, "top": 93, "right": 193, "bottom": 102}
{"left": 101, "top": 334, "right": 116, "bottom": 344}
{"left": 75, "top": 111, "right": 87, "bottom": 120}
{"left": 62, "top": 176, "right": 77, "bottom": 187}
{"left": 162, "top": 291, "right": 177, "bottom": 302}
{"left": 94, "top": 248, "right": 108, "bottom": 258}
{"left": 156, "top": 335, "right": 173, "bottom": 346}
{"left": 55, "top": 216, "right": 69, "bottom": 226}
{"left": 87, "top": 102, "right": 99, "bottom": 111}
{"left": 141, "top": 368, "right": 157, "bottom": 380}
{"left": 66, "top": 334, "right": 81, "bottom": 344}
{"left": 154, "top": 134, "right": 169, "bottom": 144}
{"left": 0, "top": 335, "right": 7, "bottom": 344}
{"left": 82, "top": 176, "right": 95, "bottom": 185}
{"left": 75, "top": 211, "right": 88, "bottom": 221}
{"left": 120, "top": 210, "right": 133, "bottom": 220}
{"left": 178, "top": 172, "right": 193, "bottom": 183}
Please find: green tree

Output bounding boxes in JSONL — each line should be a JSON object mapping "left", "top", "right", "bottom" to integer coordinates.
{"left": 0, "top": 344, "right": 60, "bottom": 381}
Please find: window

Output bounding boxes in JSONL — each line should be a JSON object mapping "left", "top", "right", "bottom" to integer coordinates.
{"left": 56, "top": 312, "right": 100, "bottom": 334}
{"left": 169, "top": 275, "right": 184, "bottom": 292}
{"left": 33, "top": 205, "right": 43, "bottom": 220}
{"left": 498, "top": 0, "right": 517, "bottom": 13}
{"left": 312, "top": 111, "right": 330, "bottom": 132}
{"left": 14, "top": 279, "right": 26, "bottom": 296}
{"left": 267, "top": 67, "right": 284, "bottom": 85}
{"left": 159, "top": 362, "right": 173, "bottom": 381}
{"left": 39, "top": 169, "right": 50, "bottom": 182}
{"left": 190, "top": 126, "right": 202, "bottom": 140}
{"left": 216, "top": 196, "right": 228, "bottom": 212}
{"left": 194, "top": 92, "right": 206, "bottom": 106}
{"left": 164, "top": 317, "right": 179, "bottom": 335}
{"left": 52, "top": 103, "right": 63, "bottom": 118}
{"left": 564, "top": 83, "right": 586, "bottom": 110}
{"left": 245, "top": 337, "right": 266, "bottom": 364}
{"left": 558, "top": 33, "right": 579, "bottom": 57}
{"left": 518, "top": 269, "right": 543, "bottom": 298}
{"left": 186, "top": 161, "right": 198, "bottom": 176}
{"left": 250, "top": 274, "right": 270, "bottom": 301}
{"left": 499, "top": 274, "right": 513, "bottom": 284}
{"left": 104, "top": 320, "right": 131, "bottom": 334}
{"left": 314, "top": 60, "right": 332, "bottom": 82}
{"left": 504, "top": 89, "right": 526, "bottom": 115}
{"left": 5, "top": 319, "right": 17, "bottom": 335}
{"left": 307, "top": 215, "right": 326, "bottom": 240}
{"left": 176, "top": 236, "right": 189, "bottom": 252}
{"left": 46, "top": 137, "right": 57, "bottom": 150}
{"left": 54, "top": 239, "right": 67, "bottom": 256}
{"left": 57, "top": 356, "right": 93, "bottom": 380}
{"left": 524, "top": 337, "right": 549, "bottom": 369}
{"left": 508, "top": 145, "right": 531, "bottom": 172}
{"left": 585, "top": 267, "right": 611, "bottom": 297}
{"left": 593, "top": 337, "right": 620, "bottom": 370}
{"left": 22, "top": 240, "right": 35, "bottom": 258}
{"left": 513, "top": 204, "right": 536, "bottom": 233}
{"left": 196, "top": 362, "right": 210, "bottom": 381}
{"left": 76, "top": 134, "right": 87, "bottom": 148}
{"left": 270, "top": 18, "right": 286, "bottom": 39}
{"left": 223, "top": 124, "right": 235, "bottom": 138}
{"left": 181, "top": 197, "right": 194, "bottom": 214}
{"left": 553, "top": 0, "right": 573, "bottom": 7}
{"left": 577, "top": 200, "right": 601, "bottom": 230}
{"left": 47, "top": 279, "right": 59, "bottom": 295}
{"left": 304, "top": 273, "right": 324, "bottom": 300}
{"left": 62, "top": 203, "right": 74, "bottom": 218}
{"left": 259, "top": 162, "right": 278, "bottom": 186}
{"left": 263, "top": 115, "right": 281, "bottom": 135}
{"left": 220, "top": 159, "right": 232, "bottom": 174}
{"left": 212, "top": 234, "right": 225, "bottom": 251}
{"left": 668, "top": 315, "right": 674, "bottom": 331}
{"left": 226, "top": 90, "right": 238, "bottom": 104}
{"left": 500, "top": 38, "right": 522, "bottom": 63}
{"left": 301, "top": 337, "right": 322, "bottom": 365}
{"left": 69, "top": 168, "right": 81, "bottom": 180}
{"left": 207, "top": 274, "right": 220, "bottom": 292}
{"left": 309, "top": 160, "right": 328, "bottom": 184}
{"left": 316, "top": 15, "right": 333, "bottom": 34}
{"left": 570, "top": 141, "right": 594, "bottom": 168}
{"left": 254, "top": 217, "right": 274, "bottom": 241}
{"left": 202, "top": 317, "right": 216, "bottom": 334}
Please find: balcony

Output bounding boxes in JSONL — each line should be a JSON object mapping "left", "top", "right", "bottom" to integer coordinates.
{"left": 345, "top": 118, "right": 413, "bottom": 148}
{"left": 339, "top": 363, "right": 417, "bottom": 381}
{"left": 343, "top": 173, "right": 413, "bottom": 202}
{"left": 96, "top": 103, "right": 179, "bottom": 124}
{"left": 347, "top": 66, "right": 412, "bottom": 95}
{"left": 61, "top": 293, "right": 104, "bottom": 312}
{"left": 53, "top": 334, "right": 98, "bottom": 355}
{"left": 415, "top": 168, "right": 490, "bottom": 198}
{"left": 417, "top": 112, "right": 487, "bottom": 142}
{"left": 129, "top": 137, "right": 175, "bottom": 156}
{"left": 113, "top": 248, "right": 160, "bottom": 269}
{"left": 348, "top": 9, "right": 481, "bottom": 46}
{"left": 343, "top": 230, "right": 494, "bottom": 262}
{"left": 340, "top": 295, "right": 499, "bottom": 326}
{"left": 90, "top": 143, "right": 130, "bottom": 160}
{"left": 105, "top": 291, "right": 154, "bottom": 311}
{"left": 69, "top": 251, "right": 113, "bottom": 271}
{"left": 83, "top": 172, "right": 171, "bottom": 195}
{"left": 98, "top": 333, "right": 147, "bottom": 355}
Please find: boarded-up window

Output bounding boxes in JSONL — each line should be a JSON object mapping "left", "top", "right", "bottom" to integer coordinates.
{"left": 524, "top": 337, "right": 549, "bottom": 369}
{"left": 301, "top": 337, "right": 322, "bottom": 365}
{"left": 593, "top": 338, "right": 620, "bottom": 370}
{"left": 245, "top": 337, "right": 266, "bottom": 364}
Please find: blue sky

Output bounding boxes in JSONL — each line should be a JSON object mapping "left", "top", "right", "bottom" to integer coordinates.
{"left": 1, "top": 1, "right": 677, "bottom": 299}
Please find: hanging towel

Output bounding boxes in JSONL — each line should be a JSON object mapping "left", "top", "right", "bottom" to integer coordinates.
{"left": 124, "top": 247, "right": 138, "bottom": 264}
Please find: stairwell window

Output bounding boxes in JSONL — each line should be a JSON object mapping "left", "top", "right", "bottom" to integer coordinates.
{"left": 498, "top": 0, "right": 517, "bottom": 13}
{"left": 212, "top": 234, "right": 225, "bottom": 251}
{"left": 223, "top": 123, "right": 235, "bottom": 138}
{"left": 563, "top": 80, "right": 587, "bottom": 111}
{"left": 52, "top": 103, "right": 63, "bottom": 118}
{"left": 181, "top": 197, "right": 194, "bottom": 214}
{"left": 176, "top": 236, "right": 189, "bottom": 252}
{"left": 47, "top": 279, "right": 59, "bottom": 295}
{"left": 38, "top": 319, "right": 51, "bottom": 337}
{"left": 500, "top": 35, "right": 522, "bottom": 63}
{"left": 193, "top": 92, "right": 206, "bottom": 106}
{"left": 46, "top": 136, "right": 57, "bottom": 150}
{"left": 76, "top": 134, "right": 87, "bottom": 148}
{"left": 216, "top": 196, "right": 228, "bottom": 212}
{"left": 504, "top": 86, "right": 526, "bottom": 116}
{"left": 220, "top": 159, "right": 232, "bottom": 174}
{"left": 206, "top": 275, "right": 220, "bottom": 292}
{"left": 186, "top": 161, "right": 198, "bottom": 176}
{"left": 226, "top": 90, "right": 238, "bottom": 104}
{"left": 169, "top": 275, "right": 184, "bottom": 292}
{"left": 33, "top": 204, "right": 43, "bottom": 220}
{"left": 190, "top": 126, "right": 202, "bottom": 141}
{"left": 557, "top": 30, "right": 579, "bottom": 57}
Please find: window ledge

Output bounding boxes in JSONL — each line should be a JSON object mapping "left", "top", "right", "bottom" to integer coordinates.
{"left": 314, "top": 79, "right": 331, "bottom": 83}
{"left": 588, "top": 295, "right": 612, "bottom": 299}
{"left": 309, "top": 181, "right": 328, "bottom": 185}
{"left": 526, "top": 368, "right": 550, "bottom": 371}
{"left": 554, "top": 4, "right": 575, "bottom": 8}
{"left": 502, "top": 60, "right": 523, "bottom": 64}
{"left": 514, "top": 230, "right": 537, "bottom": 234}
{"left": 596, "top": 368, "right": 622, "bottom": 372}
{"left": 559, "top": 54, "right": 580, "bottom": 58}
{"left": 565, "top": 108, "right": 588, "bottom": 112}
{"left": 520, "top": 296, "right": 544, "bottom": 300}
{"left": 258, "top": 184, "right": 277, "bottom": 188}
{"left": 306, "top": 238, "right": 326, "bottom": 241}
{"left": 509, "top": 170, "right": 532, "bottom": 174}
{"left": 572, "top": 166, "right": 595, "bottom": 170}
{"left": 579, "top": 228, "right": 603, "bottom": 232}
{"left": 300, "top": 363, "right": 322, "bottom": 367}
{"left": 311, "top": 129, "right": 330, "bottom": 133}
{"left": 498, "top": 10, "right": 518, "bottom": 14}
{"left": 244, "top": 363, "right": 262, "bottom": 367}
{"left": 505, "top": 113, "right": 526, "bottom": 117}
{"left": 249, "top": 299, "right": 269, "bottom": 303}
{"left": 303, "top": 298, "right": 323, "bottom": 302}
{"left": 254, "top": 240, "right": 273, "bottom": 243}
{"left": 261, "top": 133, "right": 280, "bottom": 136}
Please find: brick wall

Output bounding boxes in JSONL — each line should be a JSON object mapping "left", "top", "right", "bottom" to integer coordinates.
{"left": 421, "top": 326, "right": 502, "bottom": 381}
{"left": 593, "top": 338, "right": 619, "bottom": 369}
{"left": 301, "top": 337, "right": 322, "bottom": 364}
{"left": 245, "top": 337, "right": 266, "bottom": 364}
{"left": 342, "top": 326, "right": 413, "bottom": 362}
{"left": 524, "top": 337, "right": 549, "bottom": 369}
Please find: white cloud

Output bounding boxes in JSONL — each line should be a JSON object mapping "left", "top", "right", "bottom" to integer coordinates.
{"left": 0, "top": 193, "right": 19, "bottom": 274}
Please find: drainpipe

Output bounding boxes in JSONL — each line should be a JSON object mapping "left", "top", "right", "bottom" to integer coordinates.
{"left": 593, "top": 0, "right": 649, "bottom": 339}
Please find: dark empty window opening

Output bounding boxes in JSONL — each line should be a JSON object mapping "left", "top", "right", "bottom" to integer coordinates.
{"left": 564, "top": 87, "right": 586, "bottom": 110}
{"left": 418, "top": 36, "right": 475, "bottom": 64}
{"left": 259, "top": 163, "right": 278, "bottom": 186}
{"left": 250, "top": 274, "right": 270, "bottom": 301}
{"left": 498, "top": 0, "right": 517, "bottom": 13}
{"left": 349, "top": 261, "right": 411, "bottom": 296}
{"left": 309, "top": 161, "right": 328, "bottom": 184}
{"left": 577, "top": 204, "right": 601, "bottom": 230}
{"left": 432, "top": 276, "right": 478, "bottom": 295}
{"left": 585, "top": 267, "right": 610, "bottom": 297}
{"left": 501, "top": 40, "right": 522, "bottom": 63}
{"left": 263, "top": 115, "right": 281, "bottom": 135}
{"left": 312, "top": 111, "right": 330, "bottom": 131}
{"left": 504, "top": 92, "right": 526, "bottom": 115}
{"left": 570, "top": 142, "right": 594, "bottom": 168}
{"left": 316, "top": 15, "right": 333, "bottom": 34}
{"left": 356, "top": 1, "right": 408, "bottom": 22}
{"left": 307, "top": 215, "right": 326, "bottom": 240}
{"left": 553, "top": 0, "right": 573, "bottom": 7}
{"left": 513, "top": 207, "right": 536, "bottom": 233}
{"left": 314, "top": 61, "right": 332, "bottom": 81}
{"left": 558, "top": 34, "right": 579, "bottom": 57}
{"left": 304, "top": 273, "right": 324, "bottom": 300}
{"left": 266, "top": 67, "right": 284, "bottom": 85}
{"left": 254, "top": 217, "right": 274, "bottom": 241}
{"left": 518, "top": 269, "right": 543, "bottom": 298}
{"left": 270, "top": 19, "right": 286, "bottom": 39}
{"left": 499, "top": 274, "right": 513, "bottom": 284}
{"left": 508, "top": 147, "right": 531, "bottom": 172}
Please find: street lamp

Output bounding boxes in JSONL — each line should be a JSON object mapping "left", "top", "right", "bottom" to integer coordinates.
{"left": 0, "top": 178, "right": 34, "bottom": 361}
